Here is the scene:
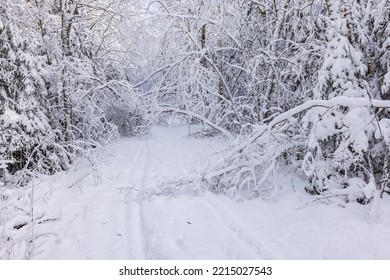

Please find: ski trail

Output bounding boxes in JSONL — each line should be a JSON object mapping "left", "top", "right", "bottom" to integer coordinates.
{"left": 137, "top": 127, "right": 276, "bottom": 259}
{"left": 38, "top": 126, "right": 284, "bottom": 259}
{"left": 125, "top": 140, "right": 149, "bottom": 259}
{"left": 127, "top": 202, "right": 145, "bottom": 259}
{"left": 202, "top": 195, "right": 275, "bottom": 259}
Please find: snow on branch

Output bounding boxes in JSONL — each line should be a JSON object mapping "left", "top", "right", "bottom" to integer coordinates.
{"left": 161, "top": 96, "right": 390, "bottom": 200}
{"left": 160, "top": 106, "right": 235, "bottom": 139}
{"left": 269, "top": 96, "right": 390, "bottom": 128}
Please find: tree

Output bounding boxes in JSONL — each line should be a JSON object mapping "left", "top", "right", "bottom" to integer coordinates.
{"left": 0, "top": 0, "right": 61, "bottom": 186}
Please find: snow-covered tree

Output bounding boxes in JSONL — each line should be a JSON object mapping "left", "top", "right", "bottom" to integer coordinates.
{"left": 301, "top": 4, "right": 380, "bottom": 202}
{"left": 0, "top": 1, "right": 62, "bottom": 186}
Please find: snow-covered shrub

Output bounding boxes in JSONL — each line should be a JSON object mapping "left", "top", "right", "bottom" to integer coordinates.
{"left": 300, "top": 28, "right": 377, "bottom": 201}
{"left": 0, "top": 187, "right": 33, "bottom": 259}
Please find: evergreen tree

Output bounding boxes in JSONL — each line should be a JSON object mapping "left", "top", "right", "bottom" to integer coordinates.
{"left": 302, "top": 7, "right": 377, "bottom": 200}
{"left": 0, "top": 3, "right": 59, "bottom": 186}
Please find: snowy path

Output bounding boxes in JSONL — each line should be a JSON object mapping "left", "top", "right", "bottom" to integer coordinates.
{"left": 34, "top": 126, "right": 390, "bottom": 259}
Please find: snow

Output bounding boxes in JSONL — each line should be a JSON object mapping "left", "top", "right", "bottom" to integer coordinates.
{"left": 29, "top": 126, "right": 390, "bottom": 260}
{"left": 375, "top": 118, "right": 390, "bottom": 144}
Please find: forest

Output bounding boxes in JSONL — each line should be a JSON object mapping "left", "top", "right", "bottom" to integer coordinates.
{"left": 1, "top": 0, "right": 390, "bottom": 259}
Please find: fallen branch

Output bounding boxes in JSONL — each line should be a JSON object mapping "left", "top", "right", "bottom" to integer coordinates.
{"left": 160, "top": 106, "right": 235, "bottom": 139}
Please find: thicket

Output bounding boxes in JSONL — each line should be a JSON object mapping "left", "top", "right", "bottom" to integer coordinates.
{"left": 141, "top": 0, "right": 390, "bottom": 203}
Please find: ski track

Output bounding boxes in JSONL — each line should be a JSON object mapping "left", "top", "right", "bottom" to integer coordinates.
{"left": 125, "top": 141, "right": 148, "bottom": 259}
{"left": 120, "top": 127, "right": 274, "bottom": 259}
{"left": 202, "top": 196, "right": 274, "bottom": 259}
{"left": 120, "top": 127, "right": 230, "bottom": 259}
{"left": 113, "top": 126, "right": 271, "bottom": 259}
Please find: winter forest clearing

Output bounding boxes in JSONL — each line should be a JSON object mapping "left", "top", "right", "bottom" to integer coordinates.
{"left": 2, "top": 0, "right": 390, "bottom": 259}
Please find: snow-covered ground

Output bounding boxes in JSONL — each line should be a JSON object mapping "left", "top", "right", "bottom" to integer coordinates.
{"left": 32, "top": 126, "right": 390, "bottom": 259}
